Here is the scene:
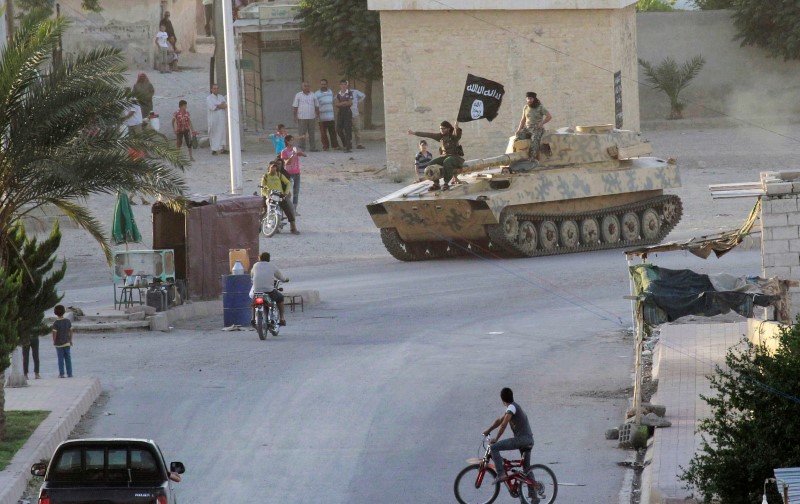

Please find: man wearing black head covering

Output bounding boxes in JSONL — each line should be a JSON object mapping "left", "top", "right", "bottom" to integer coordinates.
{"left": 406, "top": 120, "right": 464, "bottom": 192}
{"left": 516, "top": 92, "right": 552, "bottom": 159}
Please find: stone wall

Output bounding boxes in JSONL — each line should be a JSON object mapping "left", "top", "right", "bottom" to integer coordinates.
{"left": 59, "top": 0, "right": 197, "bottom": 68}
{"left": 375, "top": 6, "right": 640, "bottom": 173}
{"left": 759, "top": 171, "right": 800, "bottom": 318}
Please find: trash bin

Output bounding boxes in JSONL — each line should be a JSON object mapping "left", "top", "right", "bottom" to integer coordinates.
{"left": 222, "top": 274, "right": 252, "bottom": 327}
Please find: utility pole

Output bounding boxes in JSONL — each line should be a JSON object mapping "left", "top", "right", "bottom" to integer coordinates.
{"left": 221, "top": 0, "right": 242, "bottom": 194}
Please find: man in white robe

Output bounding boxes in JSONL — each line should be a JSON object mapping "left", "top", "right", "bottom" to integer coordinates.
{"left": 207, "top": 84, "right": 228, "bottom": 154}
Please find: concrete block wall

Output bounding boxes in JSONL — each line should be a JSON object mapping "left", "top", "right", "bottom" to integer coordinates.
{"left": 760, "top": 171, "right": 800, "bottom": 318}
{"left": 374, "top": 6, "right": 640, "bottom": 173}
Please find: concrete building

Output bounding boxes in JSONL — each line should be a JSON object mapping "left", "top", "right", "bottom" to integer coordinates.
{"left": 234, "top": 1, "right": 384, "bottom": 133}
{"left": 368, "top": 0, "right": 641, "bottom": 173}
{"left": 57, "top": 0, "right": 198, "bottom": 68}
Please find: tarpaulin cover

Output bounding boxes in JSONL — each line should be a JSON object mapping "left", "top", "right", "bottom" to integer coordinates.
{"left": 629, "top": 264, "right": 778, "bottom": 326}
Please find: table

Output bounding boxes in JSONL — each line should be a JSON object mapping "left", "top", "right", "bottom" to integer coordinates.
{"left": 116, "top": 285, "right": 146, "bottom": 309}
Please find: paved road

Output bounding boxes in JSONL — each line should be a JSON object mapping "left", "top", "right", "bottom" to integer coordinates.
{"left": 68, "top": 242, "right": 763, "bottom": 504}
{"left": 54, "top": 123, "right": 794, "bottom": 503}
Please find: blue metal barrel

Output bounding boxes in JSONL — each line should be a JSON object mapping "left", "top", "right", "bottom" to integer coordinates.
{"left": 222, "top": 274, "right": 252, "bottom": 327}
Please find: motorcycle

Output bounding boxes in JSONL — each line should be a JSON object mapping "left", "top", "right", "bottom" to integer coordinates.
{"left": 252, "top": 280, "right": 284, "bottom": 340}
{"left": 260, "top": 188, "right": 288, "bottom": 237}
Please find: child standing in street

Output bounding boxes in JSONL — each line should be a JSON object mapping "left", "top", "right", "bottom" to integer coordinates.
{"left": 154, "top": 24, "right": 171, "bottom": 74}
{"left": 52, "top": 305, "right": 73, "bottom": 378}
{"left": 280, "top": 134, "right": 306, "bottom": 211}
{"left": 172, "top": 100, "right": 196, "bottom": 161}
{"left": 269, "top": 123, "right": 287, "bottom": 155}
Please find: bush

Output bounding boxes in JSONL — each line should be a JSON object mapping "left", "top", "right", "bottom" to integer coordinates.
{"left": 680, "top": 319, "right": 800, "bottom": 503}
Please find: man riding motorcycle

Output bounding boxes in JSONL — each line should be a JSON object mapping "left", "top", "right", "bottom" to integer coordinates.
{"left": 250, "top": 252, "right": 289, "bottom": 326}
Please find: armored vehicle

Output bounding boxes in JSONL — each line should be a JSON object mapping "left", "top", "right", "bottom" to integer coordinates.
{"left": 367, "top": 125, "right": 682, "bottom": 260}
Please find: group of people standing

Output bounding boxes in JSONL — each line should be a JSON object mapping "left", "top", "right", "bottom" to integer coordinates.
{"left": 409, "top": 91, "right": 552, "bottom": 191}
{"left": 293, "top": 79, "right": 366, "bottom": 153}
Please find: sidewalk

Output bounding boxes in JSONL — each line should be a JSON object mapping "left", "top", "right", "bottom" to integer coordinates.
{"left": 0, "top": 377, "right": 101, "bottom": 504}
{"left": 641, "top": 319, "right": 769, "bottom": 504}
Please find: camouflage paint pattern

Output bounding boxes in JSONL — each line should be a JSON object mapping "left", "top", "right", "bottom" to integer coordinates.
{"left": 367, "top": 126, "right": 681, "bottom": 243}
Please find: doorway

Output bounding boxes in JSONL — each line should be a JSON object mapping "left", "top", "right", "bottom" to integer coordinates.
{"left": 260, "top": 49, "right": 302, "bottom": 129}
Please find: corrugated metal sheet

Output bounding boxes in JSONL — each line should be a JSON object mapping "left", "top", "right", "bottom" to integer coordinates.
{"left": 773, "top": 468, "right": 800, "bottom": 503}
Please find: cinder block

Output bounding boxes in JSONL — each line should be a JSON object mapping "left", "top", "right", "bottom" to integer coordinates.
{"left": 789, "top": 240, "right": 800, "bottom": 252}
{"left": 765, "top": 252, "right": 800, "bottom": 267}
{"left": 779, "top": 171, "right": 800, "bottom": 181}
{"left": 148, "top": 313, "right": 170, "bottom": 331}
{"left": 766, "top": 182, "right": 793, "bottom": 195}
{"left": 764, "top": 239, "right": 791, "bottom": 254}
{"left": 769, "top": 197, "right": 799, "bottom": 213}
{"left": 762, "top": 212, "right": 789, "bottom": 228}
{"left": 763, "top": 266, "right": 792, "bottom": 279}
{"left": 787, "top": 212, "right": 800, "bottom": 226}
{"left": 770, "top": 226, "right": 800, "bottom": 240}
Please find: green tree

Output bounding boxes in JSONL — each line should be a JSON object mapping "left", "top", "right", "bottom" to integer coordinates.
{"left": 730, "top": 1, "right": 800, "bottom": 61}
{"left": 636, "top": 0, "right": 676, "bottom": 12}
{"left": 638, "top": 55, "right": 706, "bottom": 119}
{"left": 6, "top": 221, "right": 67, "bottom": 349}
{"left": 298, "top": 0, "right": 382, "bottom": 128}
{"left": 680, "top": 321, "right": 800, "bottom": 504}
{"left": 0, "top": 269, "right": 21, "bottom": 439}
{"left": 0, "top": 15, "right": 187, "bottom": 438}
{"left": 691, "top": 0, "right": 734, "bottom": 9}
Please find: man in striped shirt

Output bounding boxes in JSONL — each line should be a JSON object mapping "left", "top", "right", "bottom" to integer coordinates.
{"left": 292, "top": 81, "right": 319, "bottom": 152}
{"left": 315, "top": 78, "right": 339, "bottom": 151}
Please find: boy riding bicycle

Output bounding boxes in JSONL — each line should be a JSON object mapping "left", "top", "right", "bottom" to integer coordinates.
{"left": 482, "top": 387, "right": 534, "bottom": 485}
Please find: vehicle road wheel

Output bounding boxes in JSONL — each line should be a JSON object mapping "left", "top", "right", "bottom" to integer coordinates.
{"left": 601, "top": 215, "right": 621, "bottom": 244}
{"left": 539, "top": 220, "right": 558, "bottom": 251}
{"left": 559, "top": 220, "right": 579, "bottom": 249}
{"left": 256, "top": 310, "right": 266, "bottom": 341}
{"left": 517, "top": 221, "right": 538, "bottom": 256}
{"left": 641, "top": 208, "right": 661, "bottom": 240}
{"left": 621, "top": 212, "right": 640, "bottom": 241}
{"left": 262, "top": 210, "right": 280, "bottom": 237}
{"left": 662, "top": 200, "right": 680, "bottom": 224}
{"left": 517, "top": 464, "right": 558, "bottom": 504}
{"left": 454, "top": 464, "right": 499, "bottom": 504}
{"left": 580, "top": 218, "right": 600, "bottom": 246}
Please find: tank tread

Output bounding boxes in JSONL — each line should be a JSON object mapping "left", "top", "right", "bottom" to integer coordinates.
{"left": 380, "top": 228, "right": 468, "bottom": 261}
{"left": 486, "top": 194, "right": 683, "bottom": 258}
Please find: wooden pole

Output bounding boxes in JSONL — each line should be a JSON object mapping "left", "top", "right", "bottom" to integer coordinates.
{"left": 634, "top": 303, "right": 643, "bottom": 424}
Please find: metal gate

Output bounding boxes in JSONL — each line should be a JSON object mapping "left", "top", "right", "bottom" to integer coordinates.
{"left": 260, "top": 49, "right": 302, "bottom": 129}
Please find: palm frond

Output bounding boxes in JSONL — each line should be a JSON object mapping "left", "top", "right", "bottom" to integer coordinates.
{"left": 51, "top": 201, "right": 112, "bottom": 263}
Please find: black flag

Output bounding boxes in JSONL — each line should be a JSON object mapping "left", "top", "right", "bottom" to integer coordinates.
{"left": 457, "top": 74, "right": 505, "bottom": 123}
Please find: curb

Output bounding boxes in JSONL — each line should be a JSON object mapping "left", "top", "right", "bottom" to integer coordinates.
{"left": 0, "top": 378, "right": 102, "bottom": 504}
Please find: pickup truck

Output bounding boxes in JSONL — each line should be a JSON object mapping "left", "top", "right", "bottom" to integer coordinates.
{"left": 30, "top": 438, "right": 185, "bottom": 504}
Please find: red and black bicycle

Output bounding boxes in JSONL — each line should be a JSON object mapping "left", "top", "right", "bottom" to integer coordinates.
{"left": 453, "top": 435, "right": 557, "bottom": 504}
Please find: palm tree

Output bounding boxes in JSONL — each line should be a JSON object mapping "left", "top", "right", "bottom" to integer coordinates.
{"left": 0, "top": 15, "right": 188, "bottom": 438}
{"left": 638, "top": 55, "right": 706, "bottom": 119}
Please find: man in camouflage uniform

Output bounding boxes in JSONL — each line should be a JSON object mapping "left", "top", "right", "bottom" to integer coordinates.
{"left": 516, "top": 92, "right": 552, "bottom": 160}
{"left": 407, "top": 120, "right": 464, "bottom": 191}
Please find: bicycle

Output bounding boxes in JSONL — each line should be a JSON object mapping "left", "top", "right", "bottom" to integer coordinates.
{"left": 453, "top": 435, "right": 557, "bottom": 504}
{"left": 259, "top": 188, "right": 288, "bottom": 237}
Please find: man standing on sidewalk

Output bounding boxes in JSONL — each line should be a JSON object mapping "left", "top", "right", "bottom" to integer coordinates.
{"left": 335, "top": 79, "right": 354, "bottom": 153}
{"left": 292, "top": 82, "right": 319, "bottom": 152}
{"left": 350, "top": 84, "right": 367, "bottom": 149}
{"left": 315, "top": 78, "right": 339, "bottom": 151}
{"left": 207, "top": 84, "right": 229, "bottom": 155}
